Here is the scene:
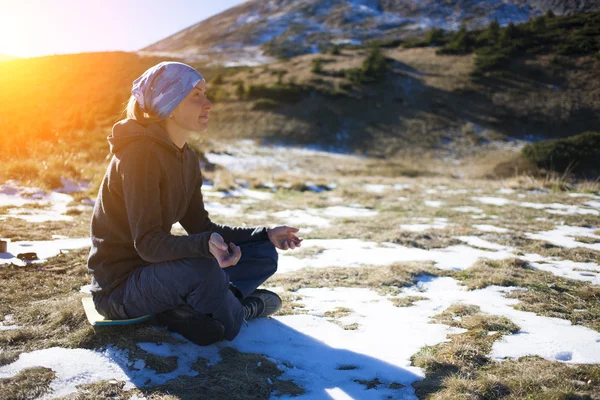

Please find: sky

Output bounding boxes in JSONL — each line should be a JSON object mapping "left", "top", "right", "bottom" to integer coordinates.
{"left": 0, "top": 0, "right": 246, "bottom": 58}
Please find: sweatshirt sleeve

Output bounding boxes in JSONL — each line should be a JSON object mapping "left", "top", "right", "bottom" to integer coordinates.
{"left": 118, "top": 143, "right": 214, "bottom": 263}
{"left": 179, "top": 173, "right": 269, "bottom": 245}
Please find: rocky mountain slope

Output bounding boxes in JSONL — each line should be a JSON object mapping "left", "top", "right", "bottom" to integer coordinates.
{"left": 138, "top": 0, "right": 599, "bottom": 65}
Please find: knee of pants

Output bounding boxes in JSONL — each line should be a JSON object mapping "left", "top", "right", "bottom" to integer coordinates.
{"left": 181, "top": 257, "right": 230, "bottom": 295}
{"left": 260, "top": 240, "right": 278, "bottom": 276}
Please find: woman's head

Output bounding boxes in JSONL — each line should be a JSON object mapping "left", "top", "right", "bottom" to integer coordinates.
{"left": 125, "top": 61, "right": 212, "bottom": 133}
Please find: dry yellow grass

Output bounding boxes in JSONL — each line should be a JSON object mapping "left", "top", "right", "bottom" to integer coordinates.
{"left": 0, "top": 367, "right": 56, "bottom": 400}
{"left": 412, "top": 305, "right": 600, "bottom": 399}
{"left": 391, "top": 296, "right": 428, "bottom": 307}
{"left": 1, "top": 128, "right": 599, "bottom": 398}
{"left": 454, "top": 258, "right": 600, "bottom": 332}
{"left": 264, "top": 262, "right": 442, "bottom": 296}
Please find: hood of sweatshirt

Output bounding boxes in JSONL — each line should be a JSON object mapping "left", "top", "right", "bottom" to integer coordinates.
{"left": 108, "top": 118, "right": 188, "bottom": 157}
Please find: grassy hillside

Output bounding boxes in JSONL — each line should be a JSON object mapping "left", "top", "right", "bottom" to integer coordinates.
{"left": 200, "top": 44, "right": 598, "bottom": 155}
{"left": 193, "top": 11, "right": 600, "bottom": 164}
{"left": 1, "top": 10, "right": 598, "bottom": 190}
{"left": 0, "top": 52, "right": 231, "bottom": 190}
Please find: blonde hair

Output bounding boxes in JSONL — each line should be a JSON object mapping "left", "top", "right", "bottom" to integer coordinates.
{"left": 124, "top": 95, "right": 167, "bottom": 129}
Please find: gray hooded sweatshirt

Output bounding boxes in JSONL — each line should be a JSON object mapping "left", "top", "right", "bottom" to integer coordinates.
{"left": 86, "top": 118, "right": 268, "bottom": 296}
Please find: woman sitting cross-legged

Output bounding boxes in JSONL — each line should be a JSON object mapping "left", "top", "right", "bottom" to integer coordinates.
{"left": 86, "top": 61, "right": 302, "bottom": 345}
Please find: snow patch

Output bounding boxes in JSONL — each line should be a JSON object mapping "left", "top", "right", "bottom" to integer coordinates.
{"left": 525, "top": 225, "right": 600, "bottom": 252}
{"left": 519, "top": 202, "right": 599, "bottom": 216}
{"left": 276, "top": 238, "right": 515, "bottom": 273}
{"left": 364, "top": 184, "right": 388, "bottom": 194}
{"left": 400, "top": 218, "right": 450, "bottom": 232}
{"left": 55, "top": 177, "right": 90, "bottom": 194}
{"left": 452, "top": 206, "right": 484, "bottom": 213}
{"left": 273, "top": 209, "right": 332, "bottom": 228}
{"left": 456, "top": 236, "right": 509, "bottom": 251}
{"left": 273, "top": 206, "right": 377, "bottom": 229}
{"left": 404, "top": 277, "right": 600, "bottom": 364}
{"left": 497, "top": 188, "right": 515, "bottom": 194}
{"left": 0, "top": 183, "right": 77, "bottom": 222}
{"left": 522, "top": 253, "right": 600, "bottom": 285}
{"left": 473, "top": 224, "right": 509, "bottom": 233}
{"left": 0, "top": 238, "right": 91, "bottom": 266}
{"left": 321, "top": 206, "right": 377, "bottom": 218}
{"left": 0, "top": 347, "right": 133, "bottom": 399}
{"left": 472, "top": 196, "right": 512, "bottom": 206}
{"left": 204, "top": 202, "right": 242, "bottom": 217}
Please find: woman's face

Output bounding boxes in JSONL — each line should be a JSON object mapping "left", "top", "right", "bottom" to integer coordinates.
{"left": 170, "top": 79, "right": 212, "bottom": 133}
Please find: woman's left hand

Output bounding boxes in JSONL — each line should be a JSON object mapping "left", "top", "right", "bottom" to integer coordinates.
{"left": 267, "top": 225, "right": 303, "bottom": 250}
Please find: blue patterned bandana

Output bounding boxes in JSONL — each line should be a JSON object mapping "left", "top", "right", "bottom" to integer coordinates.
{"left": 131, "top": 61, "right": 204, "bottom": 119}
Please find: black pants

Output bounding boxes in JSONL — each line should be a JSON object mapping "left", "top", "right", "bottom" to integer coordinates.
{"left": 95, "top": 239, "right": 278, "bottom": 341}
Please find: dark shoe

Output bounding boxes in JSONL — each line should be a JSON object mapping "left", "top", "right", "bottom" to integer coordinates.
{"left": 241, "top": 296, "right": 265, "bottom": 320}
{"left": 241, "top": 289, "right": 282, "bottom": 320}
{"left": 155, "top": 305, "right": 225, "bottom": 346}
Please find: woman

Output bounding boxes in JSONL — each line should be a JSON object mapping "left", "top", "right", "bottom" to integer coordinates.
{"left": 86, "top": 61, "right": 302, "bottom": 345}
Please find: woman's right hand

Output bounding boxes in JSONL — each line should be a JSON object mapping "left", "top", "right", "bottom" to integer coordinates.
{"left": 208, "top": 232, "right": 241, "bottom": 268}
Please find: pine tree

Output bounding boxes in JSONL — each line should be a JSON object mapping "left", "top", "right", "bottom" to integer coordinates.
{"left": 235, "top": 81, "right": 245, "bottom": 100}
{"left": 500, "top": 22, "right": 518, "bottom": 47}
{"left": 360, "top": 46, "right": 388, "bottom": 82}
{"left": 426, "top": 28, "right": 445, "bottom": 45}
{"left": 453, "top": 24, "right": 474, "bottom": 53}
{"left": 532, "top": 15, "right": 547, "bottom": 32}
{"left": 485, "top": 19, "right": 501, "bottom": 45}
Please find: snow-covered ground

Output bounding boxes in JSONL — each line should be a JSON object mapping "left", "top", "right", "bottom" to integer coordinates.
{"left": 3, "top": 276, "right": 599, "bottom": 399}
{"left": 1, "top": 149, "right": 600, "bottom": 399}
{"left": 0, "top": 182, "right": 81, "bottom": 222}
{"left": 472, "top": 196, "right": 600, "bottom": 215}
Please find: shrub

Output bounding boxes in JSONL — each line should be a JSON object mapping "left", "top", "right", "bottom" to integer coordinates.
{"left": 359, "top": 47, "right": 389, "bottom": 82}
{"left": 275, "top": 70, "right": 287, "bottom": 85}
{"left": 499, "top": 22, "right": 519, "bottom": 47}
{"left": 207, "top": 86, "right": 228, "bottom": 103}
{"left": 251, "top": 99, "right": 280, "bottom": 111}
{"left": 245, "top": 84, "right": 304, "bottom": 103}
{"left": 425, "top": 28, "right": 446, "bottom": 46}
{"left": 339, "top": 82, "right": 353, "bottom": 91}
{"left": 437, "top": 10, "right": 600, "bottom": 68}
{"left": 234, "top": 80, "right": 245, "bottom": 100}
{"left": 311, "top": 58, "right": 324, "bottom": 74}
{"left": 437, "top": 24, "right": 476, "bottom": 55}
{"left": 531, "top": 15, "right": 547, "bottom": 32}
{"left": 338, "top": 48, "right": 391, "bottom": 85}
{"left": 473, "top": 47, "right": 511, "bottom": 74}
{"left": 211, "top": 74, "right": 224, "bottom": 85}
{"left": 7, "top": 160, "right": 40, "bottom": 182}
{"left": 478, "top": 19, "right": 500, "bottom": 46}
{"left": 330, "top": 44, "right": 341, "bottom": 55}
{"left": 343, "top": 68, "right": 362, "bottom": 85}
{"left": 557, "top": 35, "right": 598, "bottom": 56}
{"left": 401, "top": 38, "right": 429, "bottom": 48}
{"left": 366, "top": 38, "right": 403, "bottom": 48}
{"left": 521, "top": 131, "right": 600, "bottom": 177}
